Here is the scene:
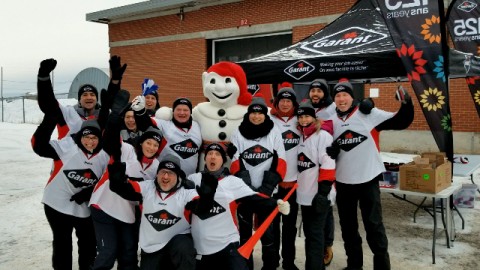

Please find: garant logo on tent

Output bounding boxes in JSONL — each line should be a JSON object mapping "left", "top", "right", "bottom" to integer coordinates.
{"left": 300, "top": 27, "right": 388, "bottom": 55}
{"left": 284, "top": 60, "right": 315, "bottom": 80}
{"left": 457, "top": 1, "right": 477, "bottom": 12}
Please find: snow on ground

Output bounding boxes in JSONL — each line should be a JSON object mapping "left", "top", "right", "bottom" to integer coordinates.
{"left": 1, "top": 100, "right": 480, "bottom": 269}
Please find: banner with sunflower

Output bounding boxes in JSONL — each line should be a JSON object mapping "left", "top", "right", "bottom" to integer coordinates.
{"left": 376, "top": 0, "right": 454, "bottom": 160}
{"left": 446, "top": 0, "right": 480, "bottom": 117}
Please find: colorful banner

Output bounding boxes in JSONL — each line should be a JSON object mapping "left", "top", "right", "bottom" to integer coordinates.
{"left": 447, "top": 0, "right": 480, "bottom": 117}
{"left": 376, "top": 0, "right": 453, "bottom": 160}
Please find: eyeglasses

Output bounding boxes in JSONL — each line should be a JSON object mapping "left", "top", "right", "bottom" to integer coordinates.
{"left": 82, "top": 135, "right": 99, "bottom": 141}
{"left": 158, "top": 169, "right": 176, "bottom": 176}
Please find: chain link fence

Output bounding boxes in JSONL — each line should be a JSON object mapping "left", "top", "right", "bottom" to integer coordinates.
{"left": 0, "top": 93, "right": 71, "bottom": 124}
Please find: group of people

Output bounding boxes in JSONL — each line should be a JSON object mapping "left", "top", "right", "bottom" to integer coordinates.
{"left": 32, "top": 55, "right": 414, "bottom": 270}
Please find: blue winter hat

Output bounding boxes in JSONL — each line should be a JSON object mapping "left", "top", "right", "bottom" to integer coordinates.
{"left": 141, "top": 78, "right": 159, "bottom": 97}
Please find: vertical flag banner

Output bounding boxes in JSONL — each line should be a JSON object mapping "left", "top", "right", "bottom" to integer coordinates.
{"left": 376, "top": 0, "right": 453, "bottom": 160}
{"left": 447, "top": 0, "right": 480, "bottom": 117}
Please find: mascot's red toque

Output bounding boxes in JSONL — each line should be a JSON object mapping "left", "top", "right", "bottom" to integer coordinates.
{"left": 207, "top": 62, "right": 252, "bottom": 106}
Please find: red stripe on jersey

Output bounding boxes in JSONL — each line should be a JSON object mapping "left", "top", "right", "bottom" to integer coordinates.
{"left": 276, "top": 158, "right": 287, "bottom": 179}
{"left": 371, "top": 128, "right": 380, "bottom": 151}
{"left": 46, "top": 160, "right": 63, "bottom": 186}
{"left": 94, "top": 170, "right": 109, "bottom": 192}
{"left": 130, "top": 180, "right": 142, "bottom": 194}
{"left": 56, "top": 123, "right": 70, "bottom": 140}
{"left": 158, "top": 137, "right": 168, "bottom": 155}
{"left": 318, "top": 168, "right": 336, "bottom": 182}
{"left": 230, "top": 160, "right": 240, "bottom": 175}
{"left": 229, "top": 200, "right": 239, "bottom": 229}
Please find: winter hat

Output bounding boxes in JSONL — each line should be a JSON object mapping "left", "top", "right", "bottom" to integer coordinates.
{"left": 138, "top": 127, "right": 162, "bottom": 145}
{"left": 78, "top": 84, "right": 98, "bottom": 100}
{"left": 309, "top": 79, "right": 329, "bottom": 93}
{"left": 173, "top": 97, "right": 192, "bottom": 112}
{"left": 204, "top": 143, "right": 227, "bottom": 164}
{"left": 142, "top": 78, "right": 160, "bottom": 107}
{"left": 333, "top": 81, "right": 354, "bottom": 98}
{"left": 206, "top": 61, "right": 252, "bottom": 106}
{"left": 248, "top": 97, "right": 268, "bottom": 115}
{"left": 157, "top": 154, "right": 185, "bottom": 178}
{"left": 79, "top": 119, "right": 101, "bottom": 139}
{"left": 296, "top": 101, "right": 316, "bottom": 118}
{"left": 274, "top": 87, "right": 298, "bottom": 108}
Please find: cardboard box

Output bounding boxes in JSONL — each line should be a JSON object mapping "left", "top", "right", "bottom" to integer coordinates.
{"left": 454, "top": 184, "right": 477, "bottom": 208}
{"left": 399, "top": 152, "right": 452, "bottom": 193}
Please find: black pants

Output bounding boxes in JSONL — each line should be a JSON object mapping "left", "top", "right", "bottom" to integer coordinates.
{"left": 196, "top": 242, "right": 248, "bottom": 270}
{"left": 140, "top": 234, "right": 196, "bottom": 270}
{"left": 238, "top": 203, "right": 277, "bottom": 270}
{"left": 273, "top": 186, "right": 299, "bottom": 268}
{"left": 324, "top": 205, "right": 334, "bottom": 247}
{"left": 301, "top": 201, "right": 329, "bottom": 270}
{"left": 90, "top": 207, "right": 139, "bottom": 270}
{"left": 336, "top": 176, "right": 390, "bottom": 270}
{"left": 44, "top": 204, "right": 96, "bottom": 270}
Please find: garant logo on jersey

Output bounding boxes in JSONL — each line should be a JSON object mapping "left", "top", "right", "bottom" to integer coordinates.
{"left": 194, "top": 200, "right": 226, "bottom": 220}
{"left": 241, "top": 145, "right": 273, "bottom": 166}
{"left": 145, "top": 209, "right": 181, "bottom": 231}
{"left": 284, "top": 60, "right": 315, "bottom": 80}
{"left": 64, "top": 169, "right": 98, "bottom": 188}
{"left": 300, "top": 27, "right": 387, "bottom": 55}
{"left": 335, "top": 130, "right": 367, "bottom": 152}
{"left": 170, "top": 139, "right": 199, "bottom": 159}
{"left": 457, "top": 1, "right": 477, "bottom": 12}
{"left": 297, "top": 152, "right": 315, "bottom": 173}
{"left": 282, "top": 130, "right": 300, "bottom": 151}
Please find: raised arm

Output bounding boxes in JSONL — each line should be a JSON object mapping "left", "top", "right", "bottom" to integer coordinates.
{"left": 31, "top": 113, "right": 60, "bottom": 160}
{"left": 37, "top": 59, "right": 61, "bottom": 116}
{"left": 108, "top": 162, "right": 143, "bottom": 201}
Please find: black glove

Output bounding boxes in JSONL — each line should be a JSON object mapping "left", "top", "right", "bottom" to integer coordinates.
{"left": 227, "top": 143, "right": 237, "bottom": 159}
{"left": 183, "top": 179, "right": 196, "bottom": 189}
{"left": 395, "top": 85, "right": 411, "bottom": 104}
{"left": 194, "top": 172, "right": 218, "bottom": 214}
{"left": 311, "top": 181, "right": 332, "bottom": 213}
{"left": 70, "top": 186, "right": 94, "bottom": 205}
{"left": 109, "top": 55, "right": 127, "bottom": 81}
{"left": 38, "top": 59, "right": 57, "bottom": 78}
{"left": 112, "top": 89, "right": 131, "bottom": 115}
{"left": 100, "top": 88, "right": 111, "bottom": 111}
{"left": 234, "top": 159, "right": 254, "bottom": 189}
{"left": 108, "top": 162, "right": 127, "bottom": 184}
{"left": 257, "top": 170, "right": 282, "bottom": 196}
{"left": 326, "top": 141, "right": 340, "bottom": 160}
{"left": 359, "top": 98, "right": 374, "bottom": 114}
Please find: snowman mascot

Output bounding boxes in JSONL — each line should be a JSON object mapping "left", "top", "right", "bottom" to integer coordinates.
{"left": 193, "top": 61, "right": 252, "bottom": 168}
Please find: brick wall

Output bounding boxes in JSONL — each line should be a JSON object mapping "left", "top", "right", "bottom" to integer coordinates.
{"left": 107, "top": 0, "right": 480, "bottom": 132}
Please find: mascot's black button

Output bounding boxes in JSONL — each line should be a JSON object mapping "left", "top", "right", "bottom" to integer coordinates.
{"left": 219, "top": 120, "right": 226, "bottom": 127}
{"left": 218, "top": 109, "right": 226, "bottom": 116}
{"left": 218, "top": 132, "right": 227, "bottom": 140}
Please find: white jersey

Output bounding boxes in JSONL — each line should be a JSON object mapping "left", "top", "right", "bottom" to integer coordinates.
{"left": 271, "top": 115, "right": 300, "bottom": 182}
{"left": 315, "top": 103, "right": 336, "bottom": 120}
{"left": 132, "top": 181, "right": 197, "bottom": 253}
{"left": 153, "top": 118, "right": 202, "bottom": 176}
{"left": 42, "top": 136, "right": 109, "bottom": 218}
{"left": 58, "top": 104, "right": 98, "bottom": 139}
{"left": 296, "top": 129, "right": 335, "bottom": 206}
{"left": 89, "top": 143, "right": 153, "bottom": 224}
{"left": 332, "top": 107, "right": 394, "bottom": 184}
{"left": 188, "top": 173, "right": 256, "bottom": 255}
{"left": 230, "top": 126, "right": 286, "bottom": 188}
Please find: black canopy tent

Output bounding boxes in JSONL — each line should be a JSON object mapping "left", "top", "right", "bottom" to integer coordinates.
{"left": 237, "top": 0, "right": 478, "bottom": 84}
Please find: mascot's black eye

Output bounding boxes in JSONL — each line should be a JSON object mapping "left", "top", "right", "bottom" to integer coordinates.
{"left": 225, "top": 78, "right": 231, "bottom": 83}
{"left": 210, "top": 78, "right": 216, "bottom": 84}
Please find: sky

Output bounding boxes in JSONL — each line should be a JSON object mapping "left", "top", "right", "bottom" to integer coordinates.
{"left": 0, "top": 0, "right": 143, "bottom": 97}
{"left": 0, "top": 99, "right": 480, "bottom": 269}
